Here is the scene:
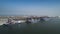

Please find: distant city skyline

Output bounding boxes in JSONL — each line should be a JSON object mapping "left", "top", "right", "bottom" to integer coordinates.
{"left": 0, "top": 0, "right": 60, "bottom": 16}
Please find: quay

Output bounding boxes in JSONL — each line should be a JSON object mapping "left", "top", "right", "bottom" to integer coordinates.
{"left": 5, "top": 16, "right": 49, "bottom": 24}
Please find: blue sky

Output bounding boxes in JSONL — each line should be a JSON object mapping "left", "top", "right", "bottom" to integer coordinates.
{"left": 0, "top": 0, "right": 60, "bottom": 16}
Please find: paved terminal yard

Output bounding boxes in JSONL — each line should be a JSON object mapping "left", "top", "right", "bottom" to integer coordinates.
{"left": 0, "top": 18, "right": 60, "bottom": 34}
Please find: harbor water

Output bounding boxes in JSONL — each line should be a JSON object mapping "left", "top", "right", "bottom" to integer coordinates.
{"left": 0, "top": 17, "right": 60, "bottom": 34}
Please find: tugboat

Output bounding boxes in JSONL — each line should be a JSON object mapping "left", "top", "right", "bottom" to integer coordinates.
{"left": 40, "top": 17, "right": 45, "bottom": 23}
{"left": 25, "top": 18, "right": 31, "bottom": 24}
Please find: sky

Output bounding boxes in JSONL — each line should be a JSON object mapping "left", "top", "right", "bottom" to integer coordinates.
{"left": 0, "top": 0, "right": 60, "bottom": 16}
